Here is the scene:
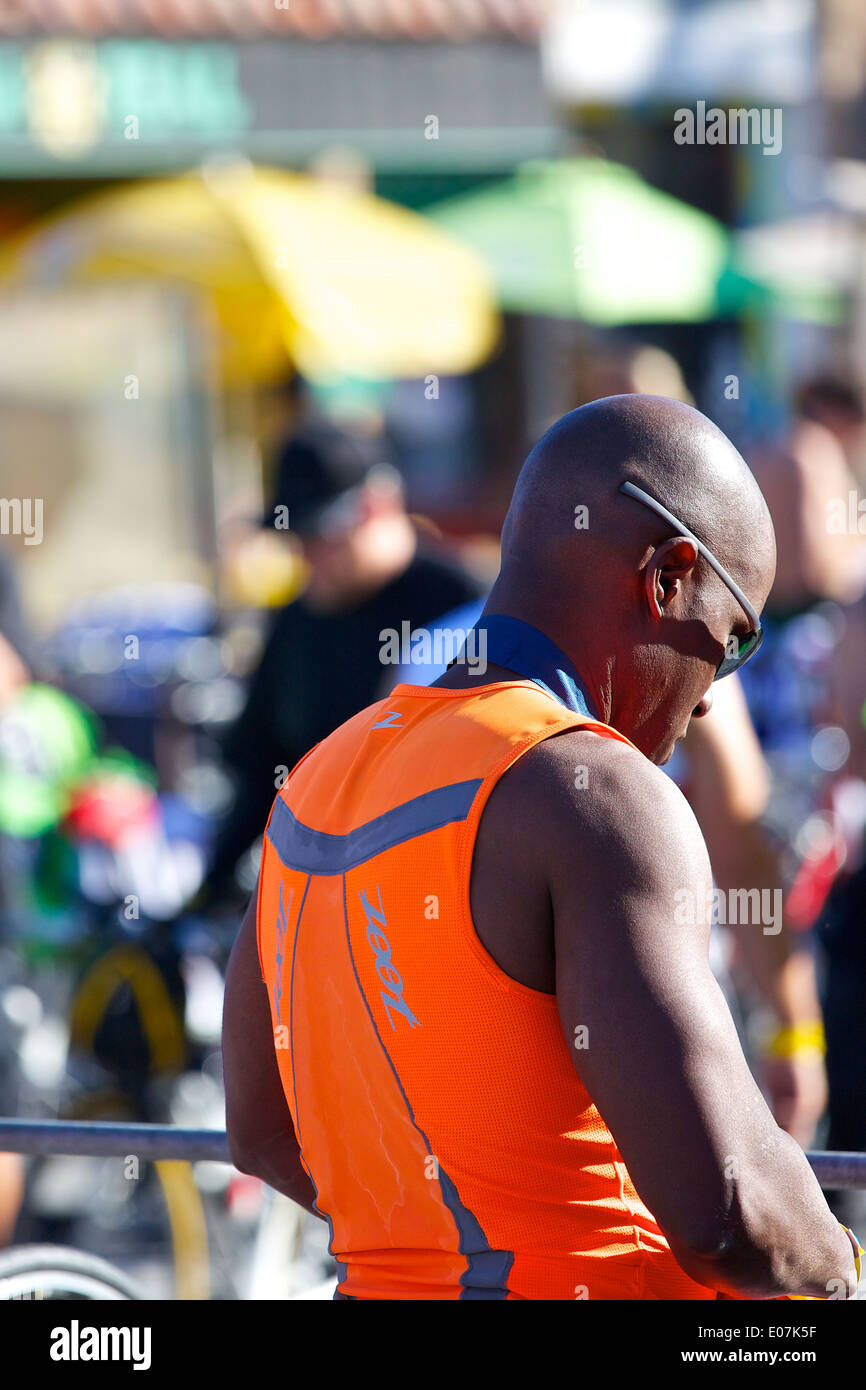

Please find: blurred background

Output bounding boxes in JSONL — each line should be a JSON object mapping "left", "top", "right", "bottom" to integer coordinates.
{"left": 0, "top": 0, "right": 865, "bottom": 1301}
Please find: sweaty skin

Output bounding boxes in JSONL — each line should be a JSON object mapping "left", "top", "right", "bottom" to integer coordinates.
{"left": 223, "top": 395, "right": 859, "bottom": 1298}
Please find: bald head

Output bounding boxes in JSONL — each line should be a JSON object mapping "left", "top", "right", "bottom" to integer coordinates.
{"left": 490, "top": 395, "right": 776, "bottom": 763}
{"left": 502, "top": 395, "right": 773, "bottom": 588}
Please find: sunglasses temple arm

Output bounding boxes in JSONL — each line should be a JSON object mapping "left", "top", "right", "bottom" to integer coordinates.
{"left": 618, "top": 482, "right": 761, "bottom": 631}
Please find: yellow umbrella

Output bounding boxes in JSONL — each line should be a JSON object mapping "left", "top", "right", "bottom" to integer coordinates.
{"left": 0, "top": 164, "right": 500, "bottom": 383}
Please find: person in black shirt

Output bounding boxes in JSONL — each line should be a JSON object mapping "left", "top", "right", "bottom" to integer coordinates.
{"left": 205, "top": 418, "right": 485, "bottom": 903}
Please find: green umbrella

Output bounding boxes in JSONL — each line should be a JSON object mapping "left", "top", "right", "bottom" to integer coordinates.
{"left": 426, "top": 158, "right": 840, "bottom": 325}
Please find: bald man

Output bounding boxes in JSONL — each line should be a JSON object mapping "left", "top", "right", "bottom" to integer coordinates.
{"left": 223, "top": 395, "right": 861, "bottom": 1301}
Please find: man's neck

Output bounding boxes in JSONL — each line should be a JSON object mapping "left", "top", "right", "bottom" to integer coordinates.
{"left": 432, "top": 660, "right": 523, "bottom": 692}
{"left": 482, "top": 602, "right": 609, "bottom": 718}
{"left": 432, "top": 611, "right": 607, "bottom": 723}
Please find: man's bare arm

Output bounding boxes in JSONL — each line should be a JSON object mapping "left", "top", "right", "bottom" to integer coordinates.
{"left": 514, "top": 731, "right": 856, "bottom": 1299}
{"left": 222, "top": 889, "right": 323, "bottom": 1219}
{"left": 682, "top": 675, "right": 827, "bottom": 1147}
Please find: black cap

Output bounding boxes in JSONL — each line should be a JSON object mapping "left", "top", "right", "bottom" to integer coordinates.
{"left": 266, "top": 420, "right": 396, "bottom": 537}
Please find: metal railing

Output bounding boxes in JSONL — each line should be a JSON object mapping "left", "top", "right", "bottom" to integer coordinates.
{"left": 0, "top": 1119, "right": 230, "bottom": 1163}
{"left": 0, "top": 1120, "right": 865, "bottom": 1188}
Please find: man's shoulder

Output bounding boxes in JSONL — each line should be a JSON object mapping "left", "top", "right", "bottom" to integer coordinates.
{"left": 512, "top": 724, "right": 683, "bottom": 805}
{"left": 484, "top": 724, "right": 705, "bottom": 876}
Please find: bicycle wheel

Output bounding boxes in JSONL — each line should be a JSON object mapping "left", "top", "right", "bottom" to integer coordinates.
{"left": 0, "top": 1243, "right": 141, "bottom": 1300}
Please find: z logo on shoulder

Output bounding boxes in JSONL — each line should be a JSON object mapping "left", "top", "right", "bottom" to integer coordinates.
{"left": 371, "top": 710, "right": 404, "bottom": 730}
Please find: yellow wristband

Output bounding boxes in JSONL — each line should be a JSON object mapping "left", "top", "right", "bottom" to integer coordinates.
{"left": 841, "top": 1224, "right": 863, "bottom": 1287}
{"left": 762, "top": 1021, "right": 826, "bottom": 1060}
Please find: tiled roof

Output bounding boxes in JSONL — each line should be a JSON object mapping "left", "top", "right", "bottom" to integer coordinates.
{"left": 0, "top": 0, "right": 551, "bottom": 41}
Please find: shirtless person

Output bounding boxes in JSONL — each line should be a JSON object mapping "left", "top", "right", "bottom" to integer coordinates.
{"left": 223, "top": 395, "right": 860, "bottom": 1299}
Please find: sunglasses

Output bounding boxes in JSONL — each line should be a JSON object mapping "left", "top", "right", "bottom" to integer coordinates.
{"left": 618, "top": 480, "right": 764, "bottom": 680}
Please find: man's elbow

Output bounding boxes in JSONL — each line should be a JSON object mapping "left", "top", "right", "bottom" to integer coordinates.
{"left": 224, "top": 1106, "right": 274, "bottom": 1179}
{"left": 225, "top": 1123, "right": 259, "bottom": 1179}
{"left": 671, "top": 1224, "right": 781, "bottom": 1298}
{"left": 225, "top": 1121, "right": 321, "bottom": 1215}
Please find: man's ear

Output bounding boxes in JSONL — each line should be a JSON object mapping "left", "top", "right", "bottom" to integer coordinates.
{"left": 644, "top": 537, "right": 701, "bottom": 618}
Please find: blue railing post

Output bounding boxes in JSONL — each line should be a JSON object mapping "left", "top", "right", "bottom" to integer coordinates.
{"left": 0, "top": 1119, "right": 231, "bottom": 1163}
{"left": 0, "top": 1121, "right": 865, "bottom": 1190}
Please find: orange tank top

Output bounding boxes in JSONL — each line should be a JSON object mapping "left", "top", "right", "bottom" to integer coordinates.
{"left": 256, "top": 677, "right": 722, "bottom": 1300}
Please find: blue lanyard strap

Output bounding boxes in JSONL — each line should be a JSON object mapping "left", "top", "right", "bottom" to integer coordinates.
{"left": 468, "top": 614, "right": 598, "bottom": 720}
